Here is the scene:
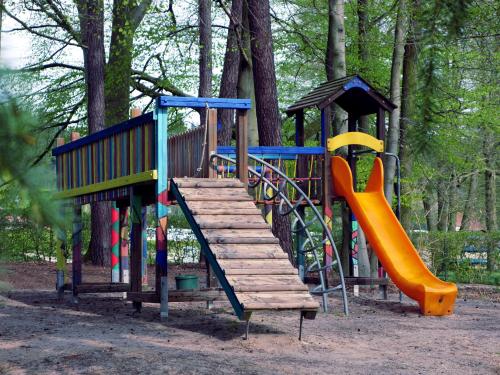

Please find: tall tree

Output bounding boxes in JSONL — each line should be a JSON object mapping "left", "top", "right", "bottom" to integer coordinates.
{"left": 398, "top": 2, "right": 419, "bottom": 230}
{"left": 105, "top": 0, "right": 152, "bottom": 125}
{"left": 237, "top": 1, "right": 258, "bottom": 145}
{"left": 460, "top": 171, "right": 478, "bottom": 231}
{"left": 217, "top": 0, "right": 243, "bottom": 145}
{"left": 384, "top": 0, "right": 407, "bottom": 203}
{"left": 326, "top": 0, "right": 347, "bottom": 135}
{"left": 483, "top": 127, "right": 497, "bottom": 232}
{"left": 326, "top": 0, "right": 350, "bottom": 274}
{"left": 79, "top": 0, "right": 109, "bottom": 265}
{"left": 247, "top": 0, "right": 292, "bottom": 261}
{"left": 198, "top": 0, "right": 212, "bottom": 126}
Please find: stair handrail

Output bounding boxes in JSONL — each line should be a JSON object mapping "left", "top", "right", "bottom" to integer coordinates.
{"left": 210, "top": 152, "right": 349, "bottom": 315}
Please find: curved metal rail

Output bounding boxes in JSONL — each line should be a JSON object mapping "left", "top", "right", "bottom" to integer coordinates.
{"left": 210, "top": 153, "right": 348, "bottom": 315}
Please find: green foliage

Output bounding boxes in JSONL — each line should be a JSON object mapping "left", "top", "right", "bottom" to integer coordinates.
{"left": 412, "top": 231, "right": 500, "bottom": 285}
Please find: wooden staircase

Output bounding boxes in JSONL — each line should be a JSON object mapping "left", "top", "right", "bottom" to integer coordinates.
{"left": 170, "top": 178, "right": 320, "bottom": 320}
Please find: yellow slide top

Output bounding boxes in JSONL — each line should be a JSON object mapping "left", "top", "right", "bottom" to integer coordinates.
{"left": 331, "top": 156, "right": 457, "bottom": 316}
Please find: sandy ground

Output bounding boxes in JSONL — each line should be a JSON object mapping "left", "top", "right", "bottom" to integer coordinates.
{"left": 0, "top": 262, "right": 499, "bottom": 375}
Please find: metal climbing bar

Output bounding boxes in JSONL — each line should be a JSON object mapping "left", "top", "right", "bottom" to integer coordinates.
{"left": 210, "top": 153, "right": 349, "bottom": 316}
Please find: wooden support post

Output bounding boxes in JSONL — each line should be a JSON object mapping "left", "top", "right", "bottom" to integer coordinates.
{"left": 295, "top": 110, "right": 307, "bottom": 279}
{"left": 141, "top": 206, "right": 148, "bottom": 287}
{"left": 347, "top": 114, "right": 359, "bottom": 289}
{"left": 72, "top": 204, "right": 82, "bottom": 298}
{"left": 55, "top": 137, "right": 66, "bottom": 298}
{"left": 130, "top": 189, "right": 143, "bottom": 312}
{"left": 119, "top": 207, "right": 130, "bottom": 283}
{"left": 111, "top": 202, "right": 120, "bottom": 283}
{"left": 236, "top": 110, "right": 249, "bottom": 185}
{"left": 69, "top": 132, "right": 82, "bottom": 299}
{"left": 205, "top": 109, "right": 219, "bottom": 307}
{"left": 376, "top": 107, "right": 387, "bottom": 299}
{"left": 321, "top": 109, "right": 333, "bottom": 271}
{"left": 207, "top": 109, "right": 218, "bottom": 178}
{"left": 155, "top": 104, "right": 169, "bottom": 319}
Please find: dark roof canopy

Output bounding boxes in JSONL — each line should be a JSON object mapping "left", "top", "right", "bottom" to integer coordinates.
{"left": 286, "top": 75, "right": 396, "bottom": 116}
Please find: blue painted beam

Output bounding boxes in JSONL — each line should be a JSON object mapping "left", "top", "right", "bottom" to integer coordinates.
{"left": 52, "top": 112, "right": 154, "bottom": 156}
{"left": 158, "top": 96, "right": 251, "bottom": 110}
{"left": 217, "top": 146, "right": 325, "bottom": 156}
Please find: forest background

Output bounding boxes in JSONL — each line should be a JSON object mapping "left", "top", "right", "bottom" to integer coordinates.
{"left": 0, "top": 0, "right": 498, "bottom": 285}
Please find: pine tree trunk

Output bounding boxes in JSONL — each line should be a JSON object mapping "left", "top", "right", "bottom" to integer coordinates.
{"left": 86, "top": 0, "right": 111, "bottom": 266}
{"left": 237, "top": 2, "right": 258, "bottom": 145}
{"left": 326, "top": 0, "right": 347, "bottom": 135}
{"left": 198, "top": 0, "right": 212, "bottom": 125}
{"left": 437, "top": 179, "right": 449, "bottom": 232}
{"left": 423, "top": 182, "right": 438, "bottom": 231}
{"left": 447, "top": 171, "right": 459, "bottom": 232}
{"left": 483, "top": 128, "right": 497, "bottom": 231}
{"left": 357, "top": 0, "right": 369, "bottom": 132}
{"left": 0, "top": 0, "right": 3, "bottom": 54}
{"left": 326, "top": 0, "right": 350, "bottom": 272}
{"left": 218, "top": 0, "right": 242, "bottom": 146}
{"left": 399, "top": 36, "right": 417, "bottom": 230}
{"left": 247, "top": 0, "right": 292, "bottom": 260}
{"left": 460, "top": 170, "right": 478, "bottom": 230}
{"left": 105, "top": 0, "right": 151, "bottom": 125}
{"left": 384, "top": 0, "right": 406, "bottom": 203}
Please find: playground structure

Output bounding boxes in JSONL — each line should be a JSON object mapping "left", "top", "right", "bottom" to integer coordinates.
{"left": 52, "top": 75, "right": 457, "bottom": 334}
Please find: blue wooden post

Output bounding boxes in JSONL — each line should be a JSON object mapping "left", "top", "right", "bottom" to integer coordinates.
{"left": 155, "top": 103, "right": 169, "bottom": 320}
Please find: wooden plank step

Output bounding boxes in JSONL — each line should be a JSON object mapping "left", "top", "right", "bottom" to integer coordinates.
{"left": 202, "top": 229, "right": 275, "bottom": 238}
{"left": 195, "top": 215, "right": 269, "bottom": 229}
{"left": 191, "top": 208, "right": 259, "bottom": 215}
{"left": 182, "top": 195, "right": 254, "bottom": 202}
{"left": 224, "top": 268, "right": 297, "bottom": 275}
{"left": 194, "top": 214, "right": 266, "bottom": 223}
{"left": 227, "top": 275, "right": 304, "bottom": 285}
{"left": 206, "top": 237, "right": 280, "bottom": 245}
{"left": 199, "top": 222, "right": 270, "bottom": 229}
{"left": 233, "top": 284, "right": 308, "bottom": 292}
{"left": 178, "top": 188, "right": 251, "bottom": 195}
{"left": 218, "top": 259, "right": 293, "bottom": 269}
{"left": 175, "top": 179, "right": 244, "bottom": 188}
{"left": 211, "top": 244, "right": 288, "bottom": 259}
{"left": 237, "top": 292, "right": 319, "bottom": 310}
{"left": 186, "top": 201, "right": 257, "bottom": 209}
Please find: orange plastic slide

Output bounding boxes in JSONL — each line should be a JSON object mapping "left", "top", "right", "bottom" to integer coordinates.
{"left": 331, "top": 156, "right": 457, "bottom": 315}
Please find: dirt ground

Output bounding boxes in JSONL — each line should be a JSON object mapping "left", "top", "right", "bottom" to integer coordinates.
{"left": 0, "top": 262, "right": 498, "bottom": 374}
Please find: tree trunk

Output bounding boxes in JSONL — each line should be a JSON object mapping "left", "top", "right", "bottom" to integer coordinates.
{"left": 447, "top": 171, "right": 459, "bottom": 232}
{"left": 326, "top": 0, "right": 347, "bottom": 135}
{"left": 460, "top": 170, "right": 478, "bottom": 230}
{"left": 357, "top": 0, "right": 369, "bottom": 133}
{"left": 423, "top": 182, "right": 438, "bottom": 231}
{"left": 399, "top": 33, "right": 418, "bottom": 230}
{"left": 198, "top": 0, "right": 212, "bottom": 126}
{"left": 247, "top": 0, "right": 292, "bottom": 261}
{"left": 0, "top": 0, "right": 3, "bottom": 54}
{"left": 105, "top": 0, "right": 151, "bottom": 125}
{"left": 237, "top": 2, "right": 258, "bottom": 145}
{"left": 384, "top": 0, "right": 406, "bottom": 203}
{"left": 437, "top": 178, "right": 449, "bottom": 232}
{"left": 326, "top": 0, "right": 350, "bottom": 273}
{"left": 483, "top": 128, "right": 497, "bottom": 231}
{"left": 86, "top": 0, "right": 110, "bottom": 266}
{"left": 218, "top": 0, "right": 242, "bottom": 146}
